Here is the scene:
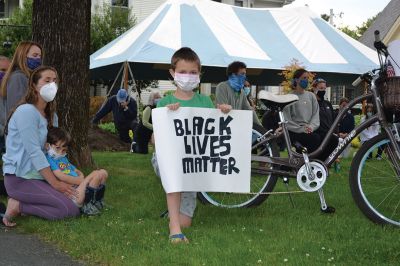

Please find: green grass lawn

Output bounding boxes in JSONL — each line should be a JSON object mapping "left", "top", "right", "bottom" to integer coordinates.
{"left": 5, "top": 151, "right": 400, "bottom": 265}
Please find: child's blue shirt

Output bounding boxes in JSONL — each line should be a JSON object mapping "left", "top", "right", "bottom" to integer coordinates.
{"left": 46, "top": 154, "right": 79, "bottom": 177}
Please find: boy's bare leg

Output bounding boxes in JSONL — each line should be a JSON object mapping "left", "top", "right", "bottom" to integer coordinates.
{"left": 97, "top": 169, "right": 108, "bottom": 184}
{"left": 74, "top": 177, "right": 91, "bottom": 206}
{"left": 167, "top": 192, "right": 182, "bottom": 236}
{"left": 85, "top": 170, "right": 103, "bottom": 188}
{"left": 180, "top": 214, "right": 192, "bottom": 228}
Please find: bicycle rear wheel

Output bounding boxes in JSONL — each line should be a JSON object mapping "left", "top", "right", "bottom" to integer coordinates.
{"left": 198, "top": 124, "right": 279, "bottom": 208}
{"left": 349, "top": 133, "right": 400, "bottom": 226}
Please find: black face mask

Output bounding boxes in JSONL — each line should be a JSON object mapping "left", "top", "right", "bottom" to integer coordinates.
{"left": 316, "top": 90, "right": 326, "bottom": 99}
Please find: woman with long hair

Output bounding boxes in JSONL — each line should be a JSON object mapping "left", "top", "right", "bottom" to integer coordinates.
{"left": 1, "top": 66, "right": 79, "bottom": 227}
{"left": 0, "top": 41, "right": 43, "bottom": 118}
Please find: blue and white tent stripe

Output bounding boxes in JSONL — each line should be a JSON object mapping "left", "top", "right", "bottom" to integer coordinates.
{"left": 90, "top": 0, "right": 378, "bottom": 75}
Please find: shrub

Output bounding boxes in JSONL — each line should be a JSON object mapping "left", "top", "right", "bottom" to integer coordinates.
{"left": 90, "top": 96, "right": 113, "bottom": 123}
{"left": 99, "top": 122, "right": 117, "bottom": 134}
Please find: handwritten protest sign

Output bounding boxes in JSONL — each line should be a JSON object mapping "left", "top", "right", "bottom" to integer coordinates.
{"left": 152, "top": 107, "right": 252, "bottom": 193}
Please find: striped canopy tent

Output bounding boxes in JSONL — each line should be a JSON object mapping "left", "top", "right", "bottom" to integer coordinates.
{"left": 90, "top": 0, "right": 379, "bottom": 85}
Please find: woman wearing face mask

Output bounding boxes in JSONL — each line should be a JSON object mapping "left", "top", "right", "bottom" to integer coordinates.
{"left": 0, "top": 41, "right": 43, "bottom": 119}
{"left": 1, "top": 66, "right": 79, "bottom": 227}
{"left": 216, "top": 61, "right": 261, "bottom": 125}
{"left": 283, "top": 68, "right": 321, "bottom": 154}
{"left": 131, "top": 91, "right": 161, "bottom": 154}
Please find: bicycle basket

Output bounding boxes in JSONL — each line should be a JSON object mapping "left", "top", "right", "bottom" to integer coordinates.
{"left": 378, "top": 77, "right": 400, "bottom": 111}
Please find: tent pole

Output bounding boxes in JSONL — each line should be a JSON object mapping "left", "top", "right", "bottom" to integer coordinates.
{"left": 106, "top": 63, "right": 124, "bottom": 98}
{"left": 124, "top": 61, "right": 129, "bottom": 90}
{"left": 127, "top": 62, "right": 137, "bottom": 93}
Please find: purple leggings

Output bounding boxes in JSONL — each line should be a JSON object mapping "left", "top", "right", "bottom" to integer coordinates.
{"left": 4, "top": 174, "right": 80, "bottom": 220}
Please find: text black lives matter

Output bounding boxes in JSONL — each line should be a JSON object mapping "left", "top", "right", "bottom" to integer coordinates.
{"left": 173, "top": 116, "right": 240, "bottom": 175}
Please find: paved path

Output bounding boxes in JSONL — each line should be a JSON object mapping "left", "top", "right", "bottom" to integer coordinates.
{"left": 0, "top": 228, "right": 84, "bottom": 266}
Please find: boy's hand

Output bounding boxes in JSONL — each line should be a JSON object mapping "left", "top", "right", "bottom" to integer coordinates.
{"left": 166, "top": 103, "right": 180, "bottom": 111}
{"left": 217, "top": 104, "right": 232, "bottom": 114}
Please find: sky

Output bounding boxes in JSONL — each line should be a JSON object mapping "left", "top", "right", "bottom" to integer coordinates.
{"left": 284, "top": 0, "right": 392, "bottom": 29}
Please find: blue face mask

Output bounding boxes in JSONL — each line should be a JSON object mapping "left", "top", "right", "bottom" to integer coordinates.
{"left": 243, "top": 87, "right": 251, "bottom": 96}
{"left": 0, "top": 71, "right": 5, "bottom": 83}
{"left": 298, "top": 79, "right": 309, "bottom": 89}
{"left": 153, "top": 99, "right": 160, "bottom": 106}
{"left": 228, "top": 73, "right": 246, "bottom": 92}
{"left": 27, "top": 57, "right": 42, "bottom": 70}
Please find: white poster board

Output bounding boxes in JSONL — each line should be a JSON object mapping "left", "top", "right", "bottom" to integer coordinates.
{"left": 152, "top": 107, "right": 252, "bottom": 193}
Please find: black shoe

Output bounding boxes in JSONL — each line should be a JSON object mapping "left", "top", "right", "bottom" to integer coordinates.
{"left": 321, "top": 206, "right": 335, "bottom": 214}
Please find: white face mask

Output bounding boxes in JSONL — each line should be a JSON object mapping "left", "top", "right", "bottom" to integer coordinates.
{"left": 47, "top": 146, "right": 66, "bottom": 160}
{"left": 40, "top": 82, "right": 58, "bottom": 102}
{"left": 174, "top": 73, "right": 200, "bottom": 91}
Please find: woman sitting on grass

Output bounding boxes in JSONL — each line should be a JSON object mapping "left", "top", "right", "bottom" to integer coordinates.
{"left": 1, "top": 66, "right": 80, "bottom": 227}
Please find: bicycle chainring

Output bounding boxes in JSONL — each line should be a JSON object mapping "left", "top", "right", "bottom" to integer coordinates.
{"left": 296, "top": 161, "right": 327, "bottom": 192}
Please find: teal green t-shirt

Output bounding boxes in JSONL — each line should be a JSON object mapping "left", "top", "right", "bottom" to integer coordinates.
{"left": 157, "top": 93, "right": 214, "bottom": 108}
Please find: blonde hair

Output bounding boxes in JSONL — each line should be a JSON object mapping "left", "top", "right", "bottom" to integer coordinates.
{"left": 5, "top": 66, "right": 57, "bottom": 135}
{"left": 0, "top": 41, "right": 43, "bottom": 97}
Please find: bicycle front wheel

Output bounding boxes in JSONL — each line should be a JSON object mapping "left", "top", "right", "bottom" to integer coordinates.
{"left": 198, "top": 124, "right": 279, "bottom": 208}
{"left": 349, "top": 133, "right": 400, "bottom": 226}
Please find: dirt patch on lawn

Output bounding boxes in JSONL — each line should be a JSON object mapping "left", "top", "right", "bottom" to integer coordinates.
{"left": 88, "top": 127, "right": 130, "bottom": 152}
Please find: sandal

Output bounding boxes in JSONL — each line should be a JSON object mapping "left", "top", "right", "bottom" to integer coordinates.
{"left": 0, "top": 213, "right": 16, "bottom": 228}
{"left": 169, "top": 233, "right": 189, "bottom": 244}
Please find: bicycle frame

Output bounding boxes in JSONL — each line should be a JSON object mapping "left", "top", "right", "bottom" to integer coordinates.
{"left": 252, "top": 73, "right": 400, "bottom": 177}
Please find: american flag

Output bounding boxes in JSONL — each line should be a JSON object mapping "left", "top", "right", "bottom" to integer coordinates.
{"left": 387, "top": 61, "right": 396, "bottom": 77}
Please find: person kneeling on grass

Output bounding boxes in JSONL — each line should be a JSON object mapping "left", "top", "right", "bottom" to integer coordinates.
{"left": 152, "top": 47, "right": 232, "bottom": 244}
{"left": 46, "top": 127, "right": 108, "bottom": 215}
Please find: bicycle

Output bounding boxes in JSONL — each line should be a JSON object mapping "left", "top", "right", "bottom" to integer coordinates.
{"left": 199, "top": 31, "right": 400, "bottom": 227}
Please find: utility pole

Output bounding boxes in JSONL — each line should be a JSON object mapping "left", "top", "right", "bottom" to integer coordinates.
{"left": 329, "top": 8, "right": 334, "bottom": 26}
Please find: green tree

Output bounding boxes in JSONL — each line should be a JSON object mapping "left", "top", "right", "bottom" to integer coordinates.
{"left": 339, "top": 26, "right": 359, "bottom": 40}
{"left": 32, "top": 0, "right": 93, "bottom": 167}
{"left": 339, "top": 15, "right": 377, "bottom": 40}
{"left": 0, "top": 1, "right": 136, "bottom": 57}
{"left": 321, "top": 14, "right": 330, "bottom": 22}
{"left": 357, "top": 15, "right": 376, "bottom": 37}
{"left": 90, "top": 3, "right": 136, "bottom": 54}
{"left": 0, "top": 0, "right": 32, "bottom": 57}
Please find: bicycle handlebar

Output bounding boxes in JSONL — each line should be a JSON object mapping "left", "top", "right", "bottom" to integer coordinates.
{"left": 352, "top": 76, "right": 363, "bottom": 87}
{"left": 352, "top": 69, "right": 380, "bottom": 87}
{"left": 374, "top": 30, "right": 389, "bottom": 56}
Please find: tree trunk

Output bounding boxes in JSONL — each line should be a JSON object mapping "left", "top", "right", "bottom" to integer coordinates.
{"left": 32, "top": 0, "right": 93, "bottom": 168}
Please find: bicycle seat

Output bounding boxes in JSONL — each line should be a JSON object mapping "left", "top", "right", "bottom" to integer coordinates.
{"left": 258, "top": 91, "right": 299, "bottom": 110}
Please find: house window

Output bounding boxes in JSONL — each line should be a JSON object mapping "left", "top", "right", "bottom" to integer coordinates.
{"left": 234, "top": 0, "right": 243, "bottom": 7}
{"left": 112, "top": 0, "right": 128, "bottom": 8}
{"left": 111, "top": 0, "right": 129, "bottom": 24}
{"left": 0, "top": 0, "right": 5, "bottom": 18}
{"left": 330, "top": 85, "right": 345, "bottom": 106}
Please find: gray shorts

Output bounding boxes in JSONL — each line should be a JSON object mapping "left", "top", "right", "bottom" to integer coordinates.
{"left": 151, "top": 153, "right": 197, "bottom": 217}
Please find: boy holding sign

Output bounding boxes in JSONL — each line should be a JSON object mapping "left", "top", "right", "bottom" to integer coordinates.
{"left": 154, "top": 47, "right": 231, "bottom": 243}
